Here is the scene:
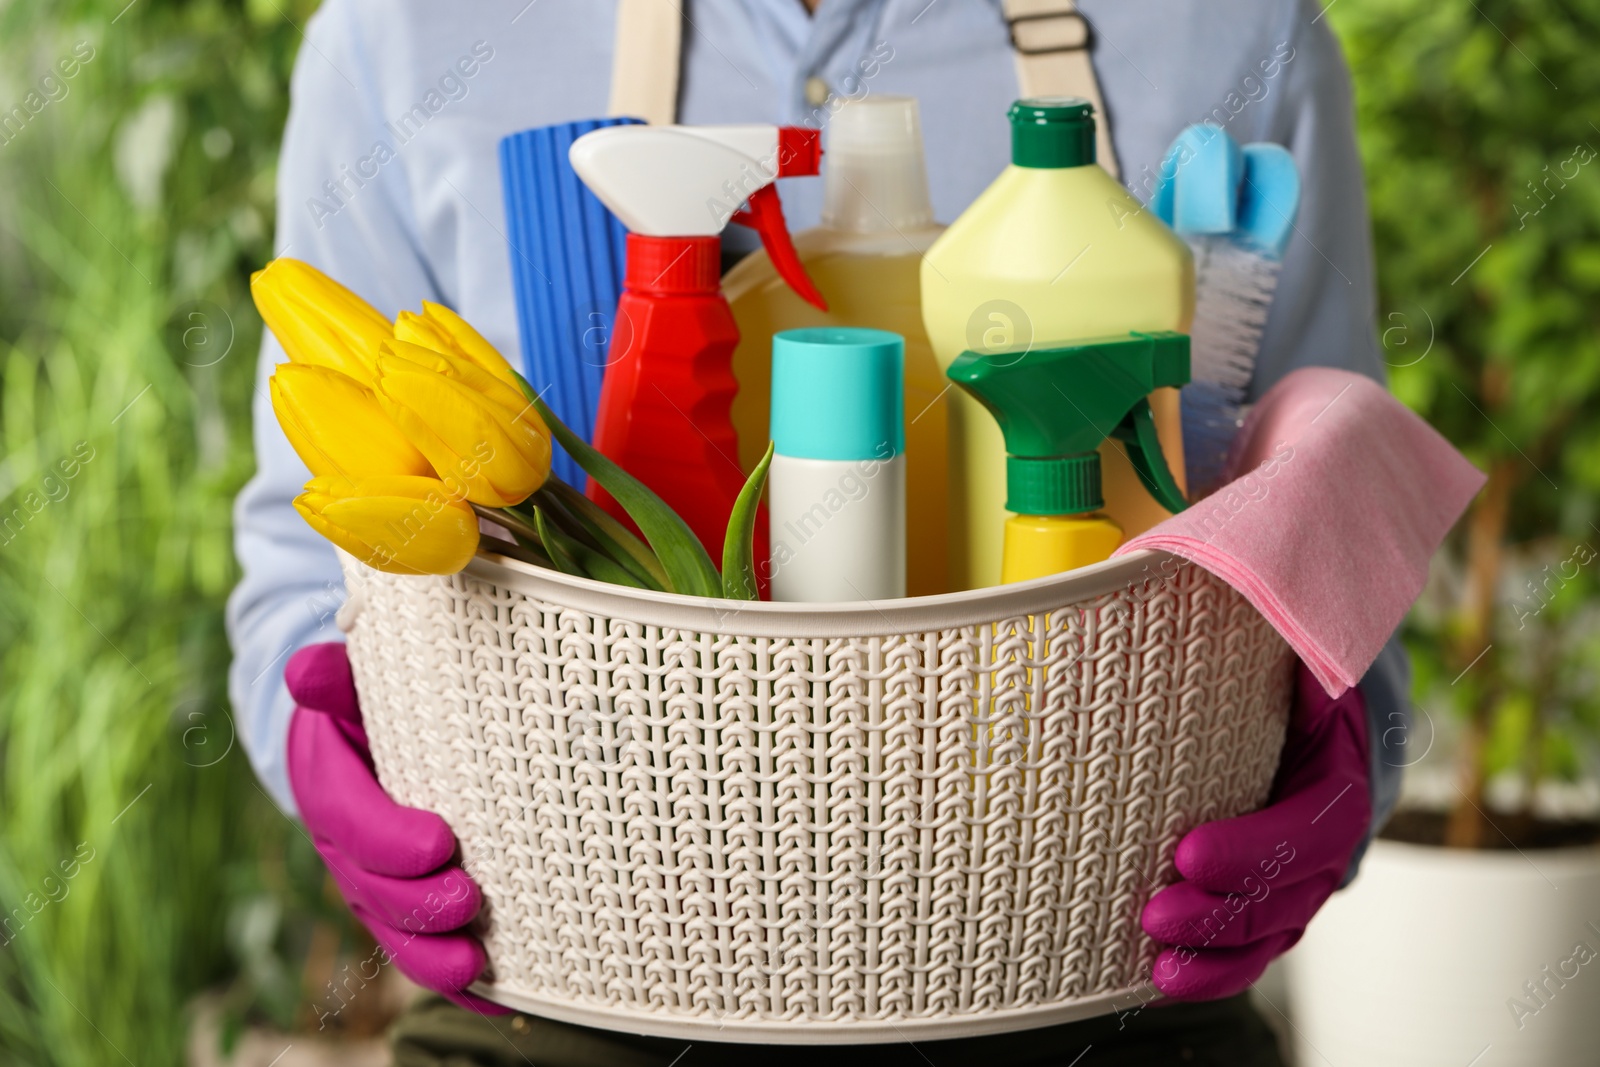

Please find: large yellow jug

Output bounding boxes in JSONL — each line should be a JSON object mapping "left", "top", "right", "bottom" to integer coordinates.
{"left": 728, "top": 97, "right": 948, "bottom": 596}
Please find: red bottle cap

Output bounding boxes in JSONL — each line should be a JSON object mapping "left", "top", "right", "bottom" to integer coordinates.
{"left": 623, "top": 234, "right": 721, "bottom": 295}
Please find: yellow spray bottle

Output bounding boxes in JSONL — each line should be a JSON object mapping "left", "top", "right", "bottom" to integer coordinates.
{"left": 945, "top": 332, "right": 1191, "bottom": 583}
{"left": 923, "top": 98, "right": 1193, "bottom": 590}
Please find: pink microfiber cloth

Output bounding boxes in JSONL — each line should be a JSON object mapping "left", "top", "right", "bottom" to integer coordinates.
{"left": 1116, "top": 367, "right": 1486, "bottom": 697}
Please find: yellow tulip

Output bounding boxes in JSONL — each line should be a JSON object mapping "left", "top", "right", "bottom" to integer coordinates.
{"left": 270, "top": 364, "right": 433, "bottom": 478}
{"left": 294, "top": 474, "right": 480, "bottom": 575}
{"left": 375, "top": 343, "right": 551, "bottom": 507}
{"left": 394, "top": 300, "right": 522, "bottom": 390}
{"left": 251, "top": 258, "right": 393, "bottom": 386}
{"left": 381, "top": 340, "right": 531, "bottom": 415}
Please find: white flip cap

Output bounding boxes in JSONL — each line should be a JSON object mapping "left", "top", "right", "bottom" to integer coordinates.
{"left": 821, "top": 96, "right": 935, "bottom": 233}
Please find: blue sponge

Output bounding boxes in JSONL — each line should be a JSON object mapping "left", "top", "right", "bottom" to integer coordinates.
{"left": 499, "top": 117, "right": 643, "bottom": 485}
{"left": 1154, "top": 125, "right": 1244, "bottom": 236}
{"left": 1153, "top": 125, "right": 1300, "bottom": 259}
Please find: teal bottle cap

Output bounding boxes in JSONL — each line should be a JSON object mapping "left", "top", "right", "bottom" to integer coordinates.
{"left": 771, "top": 327, "right": 905, "bottom": 461}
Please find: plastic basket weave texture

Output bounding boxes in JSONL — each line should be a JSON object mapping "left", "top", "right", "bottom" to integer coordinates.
{"left": 337, "top": 549, "right": 1293, "bottom": 1043}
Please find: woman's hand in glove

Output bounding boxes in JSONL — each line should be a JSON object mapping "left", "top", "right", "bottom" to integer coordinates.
{"left": 1141, "top": 664, "right": 1372, "bottom": 1000}
{"left": 285, "top": 642, "right": 507, "bottom": 1014}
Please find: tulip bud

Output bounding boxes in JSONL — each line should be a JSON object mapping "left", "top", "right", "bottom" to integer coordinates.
{"left": 381, "top": 340, "right": 530, "bottom": 413}
{"left": 251, "top": 258, "right": 393, "bottom": 386}
{"left": 394, "top": 301, "right": 521, "bottom": 390}
{"left": 270, "top": 364, "right": 433, "bottom": 478}
{"left": 375, "top": 343, "right": 552, "bottom": 507}
{"left": 294, "top": 474, "right": 479, "bottom": 575}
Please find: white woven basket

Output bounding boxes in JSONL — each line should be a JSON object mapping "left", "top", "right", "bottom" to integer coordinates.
{"left": 336, "top": 547, "right": 1293, "bottom": 1043}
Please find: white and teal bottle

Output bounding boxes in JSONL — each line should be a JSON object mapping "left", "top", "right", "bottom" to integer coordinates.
{"left": 767, "top": 327, "right": 906, "bottom": 602}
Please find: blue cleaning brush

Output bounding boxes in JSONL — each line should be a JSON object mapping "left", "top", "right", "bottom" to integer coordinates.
{"left": 1153, "top": 125, "right": 1301, "bottom": 499}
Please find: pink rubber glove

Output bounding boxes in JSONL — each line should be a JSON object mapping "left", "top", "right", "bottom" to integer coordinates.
{"left": 285, "top": 643, "right": 508, "bottom": 1014}
{"left": 1141, "top": 664, "right": 1371, "bottom": 1000}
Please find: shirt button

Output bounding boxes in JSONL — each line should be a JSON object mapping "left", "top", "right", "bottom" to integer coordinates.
{"left": 804, "top": 76, "right": 830, "bottom": 107}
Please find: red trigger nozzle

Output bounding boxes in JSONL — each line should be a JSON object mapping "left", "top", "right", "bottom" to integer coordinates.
{"left": 732, "top": 184, "right": 827, "bottom": 311}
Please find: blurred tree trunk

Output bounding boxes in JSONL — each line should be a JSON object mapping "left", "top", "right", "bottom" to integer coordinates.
{"left": 1445, "top": 449, "right": 1518, "bottom": 849}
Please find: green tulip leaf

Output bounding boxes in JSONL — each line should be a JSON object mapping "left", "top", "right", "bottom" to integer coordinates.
{"left": 533, "top": 506, "right": 649, "bottom": 590}
{"left": 518, "top": 378, "right": 721, "bottom": 597}
{"left": 721, "top": 440, "right": 773, "bottom": 601}
{"left": 535, "top": 479, "right": 668, "bottom": 591}
{"left": 531, "top": 506, "right": 586, "bottom": 578}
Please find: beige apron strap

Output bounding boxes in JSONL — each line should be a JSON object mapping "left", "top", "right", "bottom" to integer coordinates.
{"left": 1001, "top": 0, "right": 1120, "bottom": 178}
{"left": 607, "top": 0, "right": 683, "bottom": 125}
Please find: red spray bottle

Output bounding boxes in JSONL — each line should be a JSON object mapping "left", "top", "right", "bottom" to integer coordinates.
{"left": 568, "top": 125, "right": 827, "bottom": 571}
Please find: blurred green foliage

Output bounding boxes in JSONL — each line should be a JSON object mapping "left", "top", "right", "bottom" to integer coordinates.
{"left": 0, "top": 1, "right": 364, "bottom": 1063}
{"left": 1329, "top": 0, "right": 1600, "bottom": 799}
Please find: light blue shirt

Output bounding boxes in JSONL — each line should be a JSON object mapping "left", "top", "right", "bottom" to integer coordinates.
{"left": 228, "top": 0, "right": 1409, "bottom": 866}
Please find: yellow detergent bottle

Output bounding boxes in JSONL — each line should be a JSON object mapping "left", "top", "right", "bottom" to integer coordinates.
{"left": 945, "top": 332, "right": 1192, "bottom": 583}
{"left": 727, "top": 96, "right": 948, "bottom": 596}
{"left": 922, "top": 98, "right": 1194, "bottom": 590}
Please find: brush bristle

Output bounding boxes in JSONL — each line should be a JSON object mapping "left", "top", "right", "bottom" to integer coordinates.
{"left": 1181, "top": 235, "right": 1283, "bottom": 498}
{"left": 1189, "top": 235, "right": 1282, "bottom": 395}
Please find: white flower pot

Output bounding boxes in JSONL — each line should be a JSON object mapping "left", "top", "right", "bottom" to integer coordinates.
{"left": 1284, "top": 838, "right": 1600, "bottom": 1067}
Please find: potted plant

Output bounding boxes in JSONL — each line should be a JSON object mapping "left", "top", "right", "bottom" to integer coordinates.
{"left": 1283, "top": 2, "right": 1600, "bottom": 1064}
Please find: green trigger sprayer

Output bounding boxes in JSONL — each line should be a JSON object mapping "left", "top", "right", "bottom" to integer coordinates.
{"left": 945, "top": 331, "right": 1191, "bottom": 583}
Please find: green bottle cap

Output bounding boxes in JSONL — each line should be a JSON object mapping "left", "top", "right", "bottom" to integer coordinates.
{"left": 945, "top": 332, "right": 1192, "bottom": 516}
{"left": 1009, "top": 97, "right": 1096, "bottom": 169}
{"left": 1006, "top": 454, "right": 1103, "bottom": 515}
